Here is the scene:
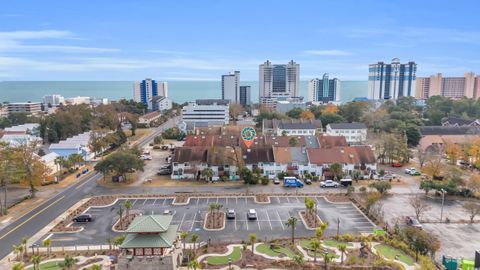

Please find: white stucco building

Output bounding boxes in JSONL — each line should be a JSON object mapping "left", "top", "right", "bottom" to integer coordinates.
{"left": 181, "top": 99, "right": 229, "bottom": 125}
{"left": 326, "top": 123, "right": 367, "bottom": 144}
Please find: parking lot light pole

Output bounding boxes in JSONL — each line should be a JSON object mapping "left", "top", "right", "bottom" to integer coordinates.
{"left": 228, "top": 257, "right": 232, "bottom": 270}
{"left": 440, "top": 189, "right": 446, "bottom": 223}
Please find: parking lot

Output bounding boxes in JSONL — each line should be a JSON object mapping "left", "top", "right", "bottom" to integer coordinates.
{"left": 41, "top": 196, "right": 374, "bottom": 247}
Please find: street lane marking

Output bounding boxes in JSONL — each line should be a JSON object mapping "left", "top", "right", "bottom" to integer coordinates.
{"left": 206, "top": 198, "right": 210, "bottom": 204}
{"left": 0, "top": 195, "right": 65, "bottom": 241}
{"left": 143, "top": 199, "right": 148, "bottom": 205}
{"left": 245, "top": 220, "right": 249, "bottom": 231}
{"left": 196, "top": 198, "right": 199, "bottom": 205}
{"left": 74, "top": 176, "right": 94, "bottom": 190}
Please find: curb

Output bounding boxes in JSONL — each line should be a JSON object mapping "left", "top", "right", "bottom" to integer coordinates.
{"left": 298, "top": 210, "right": 323, "bottom": 230}
{"left": 203, "top": 212, "right": 226, "bottom": 231}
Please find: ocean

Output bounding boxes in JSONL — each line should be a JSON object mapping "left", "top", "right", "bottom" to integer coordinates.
{"left": 0, "top": 81, "right": 368, "bottom": 104}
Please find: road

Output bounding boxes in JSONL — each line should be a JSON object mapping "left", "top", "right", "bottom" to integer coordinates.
{"left": 0, "top": 117, "right": 177, "bottom": 260}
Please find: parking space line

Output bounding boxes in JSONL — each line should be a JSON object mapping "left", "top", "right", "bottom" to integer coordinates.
{"left": 206, "top": 198, "right": 210, "bottom": 204}
{"left": 143, "top": 199, "right": 148, "bottom": 205}
{"left": 162, "top": 199, "right": 166, "bottom": 206}
{"left": 276, "top": 210, "right": 284, "bottom": 230}
{"left": 179, "top": 213, "right": 186, "bottom": 230}
{"left": 244, "top": 197, "right": 247, "bottom": 204}
{"left": 152, "top": 199, "right": 157, "bottom": 205}
{"left": 266, "top": 211, "right": 273, "bottom": 230}
{"left": 257, "top": 218, "right": 261, "bottom": 230}
{"left": 132, "top": 199, "right": 138, "bottom": 206}
{"left": 189, "top": 213, "right": 197, "bottom": 231}
{"left": 245, "top": 220, "right": 249, "bottom": 231}
{"left": 236, "top": 197, "right": 238, "bottom": 204}
{"left": 286, "top": 197, "right": 291, "bottom": 203}
{"left": 296, "top": 197, "right": 301, "bottom": 203}
{"left": 234, "top": 218, "right": 237, "bottom": 230}
{"left": 226, "top": 197, "right": 229, "bottom": 205}
{"left": 216, "top": 197, "right": 218, "bottom": 203}
{"left": 196, "top": 198, "right": 200, "bottom": 205}
{"left": 276, "top": 197, "right": 280, "bottom": 203}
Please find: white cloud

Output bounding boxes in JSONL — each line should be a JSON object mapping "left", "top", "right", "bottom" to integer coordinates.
{"left": 304, "top": 50, "right": 353, "bottom": 56}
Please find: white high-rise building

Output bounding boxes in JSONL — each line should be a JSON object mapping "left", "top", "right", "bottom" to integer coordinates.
{"left": 221, "top": 71, "right": 240, "bottom": 104}
{"left": 368, "top": 58, "right": 417, "bottom": 100}
{"left": 259, "top": 60, "right": 300, "bottom": 106}
{"left": 43, "top": 95, "right": 65, "bottom": 106}
{"left": 133, "top": 78, "right": 168, "bottom": 110}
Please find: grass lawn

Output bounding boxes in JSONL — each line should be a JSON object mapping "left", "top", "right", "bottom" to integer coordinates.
{"left": 256, "top": 243, "right": 297, "bottom": 258}
{"left": 323, "top": 239, "right": 353, "bottom": 248}
{"left": 376, "top": 244, "right": 414, "bottom": 266}
{"left": 26, "top": 261, "right": 62, "bottom": 270}
{"left": 206, "top": 246, "right": 242, "bottom": 265}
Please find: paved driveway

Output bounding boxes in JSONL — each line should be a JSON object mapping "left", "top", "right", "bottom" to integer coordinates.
{"left": 41, "top": 195, "right": 374, "bottom": 247}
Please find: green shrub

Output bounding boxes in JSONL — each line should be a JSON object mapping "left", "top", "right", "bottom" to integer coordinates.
{"left": 346, "top": 256, "right": 356, "bottom": 265}
{"left": 261, "top": 176, "right": 269, "bottom": 185}
{"left": 360, "top": 186, "right": 367, "bottom": 192}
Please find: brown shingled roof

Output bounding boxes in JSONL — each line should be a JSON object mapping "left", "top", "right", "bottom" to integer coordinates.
{"left": 318, "top": 135, "right": 348, "bottom": 148}
{"left": 243, "top": 147, "right": 274, "bottom": 164}
{"left": 272, "top": 147, "right": 292, "bottom": 163}
{"left": 172, "top": 147, "right": 208, "bottom": 163}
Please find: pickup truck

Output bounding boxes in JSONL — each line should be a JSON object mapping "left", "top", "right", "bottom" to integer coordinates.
{"left": 320, "top": 180, "right": 339, "bottom": 188}
{"left": 283, "top": 177, "right": 304, "bottom": 188}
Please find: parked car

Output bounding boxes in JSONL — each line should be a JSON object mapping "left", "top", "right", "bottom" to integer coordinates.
{"left": 404, "top": 168, "right": 416, "bottom": 174}
{"left": 161, "top": 164, "right": 172, "bottom": 170}
{"left": 161, "top": 145, "right": 169, "bottom": 150}
{"left": 340, "top": 178, "right": 353, "bottom": 186}
{"left": 247, "top": 209, "right": 257, "bottom": 220}
{"left": 273, "top": 178, "right": 280, "bottom": 185}
{"left": 391, "top": 162, "right": 403, "bottom": 167}
{"left": 163, "top": 210, "right": 175, "bottom": 215}
{"left": 320, "top": 180, "right": 339, "bottom": 188}
{"left": 283, "top": 177, "right": 304, "bottom": 188}
{"left": 406, "top": 216, "right": 423, "bottom": 229}
{"left": 226, "top": 209, "right": 236, "bottom": 219}
{"left": 157, "top": 169, "right": 172, "bottom": 175}
{"left": 72, "top": 214, "right": 93, "bottom": 223}
{"left": 140, "top": 155, "right": 152, "bottom": 160}
{"left": 381, "top": 174, "right": 397, "bottom": 180}
{"left": 410, "top": 171, "right": 422, "bottom": 176}
{"left": 305, "top": 178, "right": 312, "bottom": 185}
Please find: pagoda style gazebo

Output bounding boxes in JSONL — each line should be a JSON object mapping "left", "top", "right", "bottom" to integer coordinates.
{"left": 120, "top": 215, "right": 179, "bottom": 257}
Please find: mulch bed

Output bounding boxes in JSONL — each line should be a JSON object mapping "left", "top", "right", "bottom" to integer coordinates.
{"left": 205, "top": 212, "right": 225, "bottom": 229}
{"left": 114, "top": 213, "right": 140, "bottom": 231}
{"left": 300, "top": 210, "right": 322, "bottom": 229}
{"left": 326, "top": 193, "right": 352, "bottom": 203}
{"left": 255, "top": 194, "right": 269, "bottom": 202}
{"left": 174, "top": 195, "right": 189, "bottom": 204}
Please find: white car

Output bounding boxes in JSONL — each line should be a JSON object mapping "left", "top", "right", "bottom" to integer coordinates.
{"left": 320, "top": 180, "right": 339, "bottom": 188}
{"left": 404, "top": 168, "right": 416, "bottom": 174}
{"left": 247, "top": 209, "right": 257, "bottom": 220}
{"left": 140, "top": 155, "right": 152, "bottom": 160}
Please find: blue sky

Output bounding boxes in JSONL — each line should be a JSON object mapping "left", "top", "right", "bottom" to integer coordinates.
{"left": 0, "top": 0, "right": 479, "bottom": 81}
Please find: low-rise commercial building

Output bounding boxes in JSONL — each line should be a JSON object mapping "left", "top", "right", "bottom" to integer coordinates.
{"left": 181, "top": 99, "right": 229, "bottom": 125}
{"left": 0, "top": 123, "right": 42, "bottom": 146}
{"left": 6, "top": 102, "right": 42, "bottom": 115}
{"left": 262, "top": 119, "right": 323, "bottom": 136}
{"left": 326, "top": 123, "right": 367, "bottom": 144}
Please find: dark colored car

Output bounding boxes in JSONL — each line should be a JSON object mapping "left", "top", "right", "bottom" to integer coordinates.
{"left": 72, "top": 214, "right": 93, "bottom": 223}
{"left": 226, "top": 209, "right": 236, "bottom": 219}
{"left": 161, "top": 164, "right": 172, "bottom": 170}
{"left": 157, "top": 169, "right": 172, "bottom": 175}
{"left": 406, "top": 216, "right": 423, "bottom": 229}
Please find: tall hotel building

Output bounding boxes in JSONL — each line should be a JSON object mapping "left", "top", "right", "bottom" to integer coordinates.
{"left": 133, "top": 78, "right": 168, "bottom": 110}
{"left": 415, "top": 72, "right": 480, "bottom": 99}
{"left": 307, "top": 73, "right": 340, "bottom": 103}
{"left": 239, "top": 86, "right": 251, "bottom": 109}
{"left": 259, "top": 60, "right": 300, "bottom": 107}
{"left": 368, "top": 58, "right": 417, "bottom": 100}
{"left": 221, "top": 71, "right": 240, "bottom": 104}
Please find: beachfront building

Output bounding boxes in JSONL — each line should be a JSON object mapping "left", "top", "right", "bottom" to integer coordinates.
{"left": 415, "top": 72, "right": 480, "bottom": 99}
{"left": 133, "top": 78, "right": 168, "bottom": 111}
{"left": 6, "top": 102, "right": 42, "bottom": 116}
{"left": 307, "top": 73, "right": 341, "bottom": 104}
{"left": 118, "top": 215, "right": 181, "bottom": 270}
{"left": 221, "top": 71, "right": 240, "bottom": 104}
{"left": 368, "top": 58, "right": 417, "bottom": 100}
{"left": 239, "top": 85, "right": 251, "bottom": 109}
{"left": 43, "top": 95, "right": 65, "bottom": 106}
{"left": 259, "top": 60, "right": 300, "bottom": 107}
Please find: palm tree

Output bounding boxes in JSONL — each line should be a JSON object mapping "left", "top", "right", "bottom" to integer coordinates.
{"left": 31, "top": 255, "right": 41, "bottom": 270}
{"left": 21, "top": 237, "right": 27, "bottom": 258}
{"left": 191, "top": 233, "right": 199, "bottom": 251}
{"left": 180, "top": 231, "right": 189, "bottom": 252}
{"left": 54, "top": 156, "right": 65, "bottom": 181}
{"left": 338, "top": 243, "right": 347, "bottom": 264}
{"left": 249, "top": 233, "right": 257, "bottom": 254}
{"left": 12, "top": 244, "right": 23, "bottom": 261}
{"left": 42, "top": 238, "right": 52, "bottom": 258}
{"left": 292, "top": 254, "right": 304, "bottom": 267}
{"left": 285, "top": 216, "right": 298, "bottom": 244}
{"left": 124, "top": 200, "right": 132, "bottom": 219}
{"left": 201, "top": 168, "right": 214, "bottom": 181}
{"left": 309, "top": 239, "right": 321, "bottom": 263}
{"left": 188, "top": 259, "right": 201, "bottom": 270}
{"left": 59, "top": 255, "right": 79, "bottom": 270}
{"left": 11, "top": 262, "right": 25, "bottom": 270}
{"left": 315, "top": 222, "right": 328, "bottom": 240}
{"left": 322, "top": 252, "right": 333, "bottom": 270}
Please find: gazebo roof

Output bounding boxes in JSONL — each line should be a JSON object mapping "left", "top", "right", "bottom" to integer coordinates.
{"left": 120, "top": 225, "right": 179, "bottom": 249}
{"left": 126, "top": 215, "right": 173, "bottom": 233}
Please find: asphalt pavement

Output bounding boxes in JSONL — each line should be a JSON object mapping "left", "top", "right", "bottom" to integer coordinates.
{"left": 0, "top": 117, "right": 177, "bottom": 260}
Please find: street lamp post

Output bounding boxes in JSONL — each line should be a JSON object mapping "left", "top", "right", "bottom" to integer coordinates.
{"left": 228, "top": 257, "right": 232, "bottom": 270}
{"left": 30, "top": 244, "right": 38, "bottom": 256}
{"left": 440, "top": 189, "right": 446, "bottom": 223}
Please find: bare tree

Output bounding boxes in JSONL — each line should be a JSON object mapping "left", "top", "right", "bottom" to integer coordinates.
{"left": 416, "top": 146, "right": 430, "bottom": 168}
{"left": 463, "top": 202, "right": 480, "bottom": 223}
{"left": 229, "top": 103, "right": 245, "bottom": 123}
{"left": 409, "top": 196, "right": 431, "bottom": 220}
